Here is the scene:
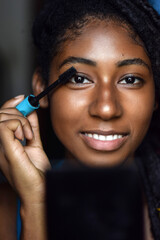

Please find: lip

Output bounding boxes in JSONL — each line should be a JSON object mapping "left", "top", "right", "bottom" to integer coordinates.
{"left": 80, "top": 131, "right": 129, "bottom": 151}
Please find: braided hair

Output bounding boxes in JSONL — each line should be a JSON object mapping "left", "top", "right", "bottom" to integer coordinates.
{"left": 32, "top": 0, "right": 160, "bottom": 238}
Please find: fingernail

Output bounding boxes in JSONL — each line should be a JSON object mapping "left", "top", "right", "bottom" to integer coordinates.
{"left": 14, "top": 95, "right": 25, "bottom": 99}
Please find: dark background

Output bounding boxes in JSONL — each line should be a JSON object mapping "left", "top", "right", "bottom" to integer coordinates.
{"left": 0, "top": 0, "right": 44, "bottom": 105}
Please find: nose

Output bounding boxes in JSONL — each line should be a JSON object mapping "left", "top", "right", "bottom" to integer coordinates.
{"left": 88, "top": 83, "right": 122, "bottom": 120}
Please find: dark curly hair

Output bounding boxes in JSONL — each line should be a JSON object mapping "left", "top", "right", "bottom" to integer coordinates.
{"left": 32, "top": 0, "right": 160, "bottom": 238}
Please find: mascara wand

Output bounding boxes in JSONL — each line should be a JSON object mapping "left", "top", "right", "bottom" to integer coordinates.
{"left": 16, "top": 67, "right": 77, "bottom": 117}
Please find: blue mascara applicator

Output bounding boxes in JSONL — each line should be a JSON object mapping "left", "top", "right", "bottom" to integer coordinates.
{"left": 16, "top": 67, "right": 77, "bottom": 117}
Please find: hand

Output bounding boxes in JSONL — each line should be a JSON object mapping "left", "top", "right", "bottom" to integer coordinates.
{"left": 0, "top": 95, "right": 51, "bottom": 204}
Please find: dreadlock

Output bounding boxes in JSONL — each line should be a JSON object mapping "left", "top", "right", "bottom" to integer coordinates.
{"left": 32, "top": 0, "right": 160, "bottom": 238}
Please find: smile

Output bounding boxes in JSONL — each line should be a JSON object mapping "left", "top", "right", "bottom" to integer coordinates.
{"left": 84, "top": 133, "right": 123, "bottom": 141}
{"left": 81, "top": 132, "right": 128, "bottom": 151}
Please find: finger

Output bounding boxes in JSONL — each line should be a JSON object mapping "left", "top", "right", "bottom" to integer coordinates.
{"left": 0, "top": 119, "right": 38, "bottom": 191}
{"left": 0, "top": 119, "right": 35, "bottom": 172}
{"left": 0, "top": 108, "right": 24, "bottom": 117}
{"left": 0, "top": 119, "right": 26, "bottom": 160}
{"left": 1, "top": 95, "right": 25, "bottom": 109}
{"left": 0, "top": 113, "right": 33, "bottom": 140}
{"left": 26, "top": 111, "right": 43, "bottom": 147}
{"left": 0, "top": 96, "right": 42, "bottom": 143}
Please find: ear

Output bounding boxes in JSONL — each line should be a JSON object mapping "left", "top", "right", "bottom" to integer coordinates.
{"left": 32, "top": 68, "right": 49, "bottom": 108}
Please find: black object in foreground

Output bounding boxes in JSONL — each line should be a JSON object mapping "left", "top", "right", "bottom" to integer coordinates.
{"left": 46, "top": 165, "right": 143, "bottom": 240}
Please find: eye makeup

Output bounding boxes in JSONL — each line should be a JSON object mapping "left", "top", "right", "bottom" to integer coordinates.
{"left": 16, "top": 67, "right": 77, "bottom": 116}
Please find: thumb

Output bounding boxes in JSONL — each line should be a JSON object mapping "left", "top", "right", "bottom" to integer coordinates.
{"left": 1, "top": 95, "right": 25, "bottom": 109}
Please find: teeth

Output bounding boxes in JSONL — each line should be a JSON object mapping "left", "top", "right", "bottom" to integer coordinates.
{"left": 85, "top": 133, "right": 123, "bottom": 141}
{"left": 88, "top": 133, "right": 93, "bottom": 138}
{"left": 93, "top": 134, "right": 99, "bottom": 140}
{"left": 106, "top": 135, "right": 113, "bottom": 141}
{"left": 99, "top": 135, "right": 106, "bottom": 141}
{"left": 113, "top": 134, "right": 118, "bottom": 140}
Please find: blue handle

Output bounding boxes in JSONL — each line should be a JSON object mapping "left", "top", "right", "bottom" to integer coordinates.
{"left": 16, "top": 95, "right": 40, "bottom": 117}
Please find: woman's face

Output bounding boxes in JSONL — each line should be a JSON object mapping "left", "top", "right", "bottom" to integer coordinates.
{"left": 47, "top": 21, "right": 155, "bottom": 167}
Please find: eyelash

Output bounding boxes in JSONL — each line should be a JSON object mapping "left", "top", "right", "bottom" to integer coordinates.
{"left": 68, "top": 73, "right": 144, "bottom": 87}
{"left": 118, "top": 76, "right": 144, "bottom": 86}
{"left": 69, "top": 74, "right": 92, "bottom": 85}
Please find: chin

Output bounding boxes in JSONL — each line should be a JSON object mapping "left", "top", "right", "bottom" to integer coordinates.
{"left": 67, "top": 152, "right": 132, "bottom": 168}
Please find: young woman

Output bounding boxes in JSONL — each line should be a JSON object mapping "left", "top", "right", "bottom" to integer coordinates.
{"left": 0, "top": 0, "right": 160, "bottom": 239}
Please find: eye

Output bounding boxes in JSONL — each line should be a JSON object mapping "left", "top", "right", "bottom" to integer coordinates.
{"left": 119, "top": 76, "right": 144, "bottom": 86}
{"left": 69, "top": 74, "right": 91, "bottom": 84}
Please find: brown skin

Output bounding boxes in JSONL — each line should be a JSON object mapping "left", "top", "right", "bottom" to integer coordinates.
{"left": 0, "top": 21, "right": 155, "bottom": 239}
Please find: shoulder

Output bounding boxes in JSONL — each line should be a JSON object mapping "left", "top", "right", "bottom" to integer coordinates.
{"left": 0, "top": 183, "right": 17, "bottom": 240}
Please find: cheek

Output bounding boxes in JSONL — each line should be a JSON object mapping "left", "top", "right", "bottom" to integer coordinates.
{"left": 126, "top": 87, "right": 155, "bottom": 140}
{"left": 49, "top": 89, "right": 89, "bottom": 137}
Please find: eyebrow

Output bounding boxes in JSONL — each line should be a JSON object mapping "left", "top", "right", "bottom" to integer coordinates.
{"left": 59, "top": 56, "right": 97, "bottom": 69}
{"left": 59, "top": 56, "right": 151, "bottom": 72}
{"left": 116, "top": 58, "right": 151, "bottom": 72}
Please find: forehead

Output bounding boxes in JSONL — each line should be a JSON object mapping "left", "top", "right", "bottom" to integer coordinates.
{"left": 53, "top": 21, "right": 151, "bottom": 70}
